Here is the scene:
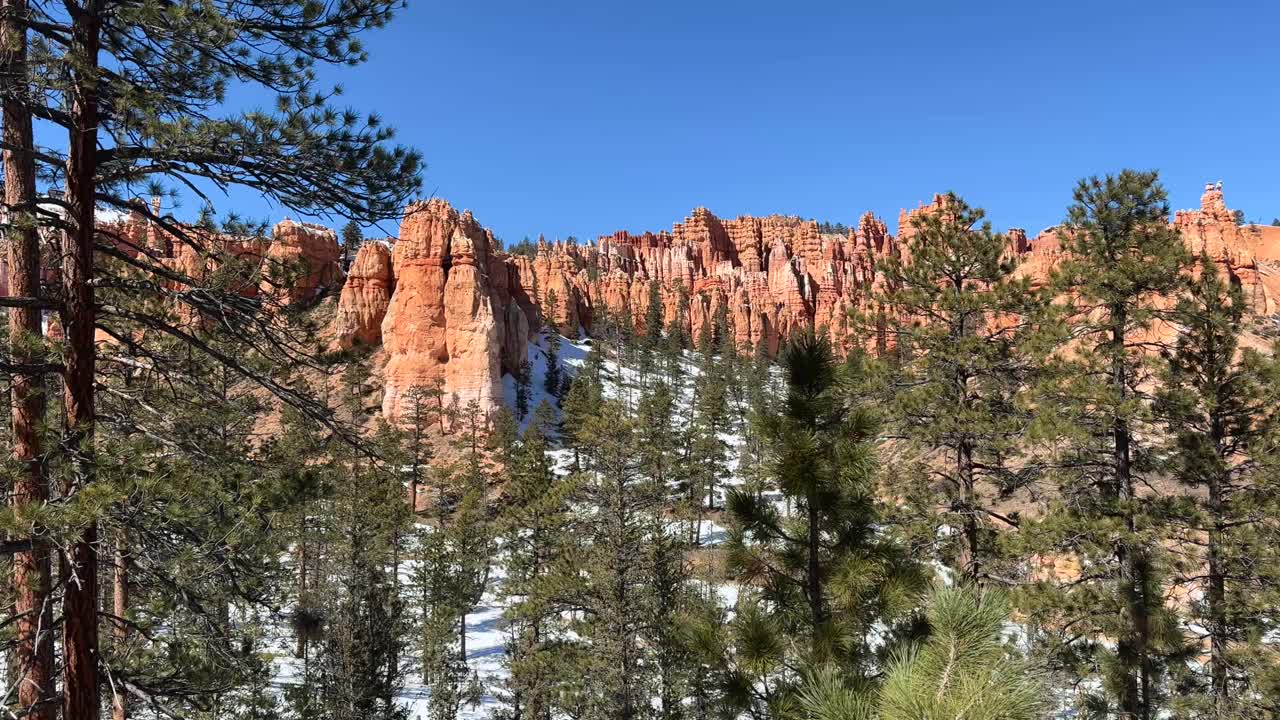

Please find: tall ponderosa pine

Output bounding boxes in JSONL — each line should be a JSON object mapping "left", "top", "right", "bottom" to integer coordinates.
{"left": 639, "top": 279, "right": 665, "bottom": 383}
{"left": 725, "top": 332, "right": 925, "bottom": 700}
{"left": 869, "top": 193, "right": 1043, "bottom": 583}
{"left": 340, "top": 221, "right": 364, "bottom": 271}
{"left": 0, "top": 0, "right": 422, "bottom": 715}
{"left": 311, "top": 414, "right": 413, "bottom": 720}
{"left": 560, "top": 399, "right": 678, "bottom": 720}
{"left": 497, "top": 418, "right": 575, "bottom": 720}
{"left": 543, "top": 290, "right": 564, "bottom": 400}
{"left": 515, "top": 359, "right": 534, "bottom": 421}
{"left": 414, "top": 400, "right": 492, "bottom": 720}
{"left": 2, "top": 0, "right": 55, "bottom": 711}
{"left": 89, "top": 335, "right": 316, "bottom": 720}
{"left": 560, "top": 349, "right": 604, "bottom": 471}
{"left": 686, "top": 330, "right": 730, "bottom": 543}
{"left": 1155, "top": 254, "right": 1280, "bottom": 716}
{"left": 1023, "top": 170, "right": 1192, "bottom": 719}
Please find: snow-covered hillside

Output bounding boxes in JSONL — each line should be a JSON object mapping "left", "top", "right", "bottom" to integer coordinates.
{"left": 271, "top": 330, "right": 755, "bottom": 719}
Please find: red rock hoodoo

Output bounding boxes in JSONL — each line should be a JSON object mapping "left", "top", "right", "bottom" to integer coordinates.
{"left": 332, "top": 242, "right": 394, "bottom": 349}
{"left": 4, "top": 184, "right": 1275, "bottom": 427}
{"left": 359, "top": 184, "right": 1277, "bottom": 423}
{"left": 378, "top": 199, "right": 534, "bottom": 424}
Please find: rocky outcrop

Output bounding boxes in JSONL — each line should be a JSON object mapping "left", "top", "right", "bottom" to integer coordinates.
{"left": 12, "top": 184, "right": 1271, "bottom": 426}
{"left": 332, "top": 242, "right": 394, "bottom": 349}
{"left": 342, "top": 182, "right": 1276, "bottom": 424}
{"left": 1174, "top": 182, "right": 1280, "bottom": 315}
{"left": 260, "top": 219, "right": 341, "bottom": 306}
{"left": 379, "top": 199, "right": 532, "bottom": 424}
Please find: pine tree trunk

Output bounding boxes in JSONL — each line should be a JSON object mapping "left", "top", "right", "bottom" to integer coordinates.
{"left": 3, "top": 0, "right": 56, "bottom": 711}
{"left": 62, "top": 2, "right": 102, "bottom": 716}
{"left": 1207, "top": 417, "right": 1228, "bottom": 711}
{"left": 387, "top": 524, "right": 401, "bottom": 710}
{"left": 113, "top": 530, "right": 129, "bottom": 720}
{"left": 806, "top": 493, "right": 825, "bottom": 630}
{"left": 958, "top": 440, "right": 980, "bottom": 584}
{"left": 952, "top": 283, "right": 980, "bottom": 585}
{"left": 1110, "top": 311, "right": 1148, "bottom": 720}
{"left": 296, "top": 516, "right": 308, "bottom": 659}
{"left": 458, "top": 613, "right": 467, "bottom": 666}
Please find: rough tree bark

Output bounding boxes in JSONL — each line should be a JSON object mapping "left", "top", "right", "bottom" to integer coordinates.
{"left": 113, "top": 530, "right": 129, "bottom": 720}
{"left": 2, "top": 0, "right": 56, "bottom": 714}
{"left": 1110, "top": 309, "right": 1149, "bottom": 720}
{"left": 61, "top": 0, "right": 103, "bottom": 716}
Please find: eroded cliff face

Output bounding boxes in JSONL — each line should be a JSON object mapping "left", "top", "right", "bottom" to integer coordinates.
{"left": 361, "top": 184, "right": 1280, "bottom": 424}
{"left": 331, "top": 242, "right": 394, "bottom": 349}
{"left": 6, "top": 183, "right": 1269, "bottom": 427}
{"left": 1174, "top": 183, "right": 1280, "bottom": 315}
{"left": 101, "top": 205, "right": 337, "bottom": 305}
{"left": 376, "top": 199, "right": 533, "bottom": 424}
{"left": 260, "top": 219, "right": 341, "bottom": 305}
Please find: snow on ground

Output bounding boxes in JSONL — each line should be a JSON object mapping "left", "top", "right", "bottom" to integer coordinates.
{"left": 268, "top": 331, "right": 753, "bottom": 718}
{"left": 267, "top": 555, "right": 513, "bottom": 719}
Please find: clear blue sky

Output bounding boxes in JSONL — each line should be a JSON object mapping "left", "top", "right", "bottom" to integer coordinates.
{"left": 227, "top": 0, "right": 1280, "bottom": 242}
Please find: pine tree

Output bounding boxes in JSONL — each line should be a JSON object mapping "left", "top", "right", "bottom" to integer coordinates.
{"left": 414, "top": 400, "right": 492, "bottom": 719}
{"left": 725, "top": 331, "right": 926, "bottom": 698}
{"left": 563, "top": 399, "right": 667, "bottom": 720}
{"left": 644, "top": 279, "right": 665, "bottom": 350}
{"left": 402, "top": 385, "right": 439, "bottom": 514}
{"left": 662, "top": 283, "right": 690, "bottom": 379}
{"left": 311, "top": 413, "right": 413, "bottom": 720}
{"left": 687, "top": 340, "right": 730, "bottom": 543}
{"left": 797, "top": 586, "right": 1046, "bottom": 720}
{"left": 868, "top": 193, "right": 1043, "bottom": 583}
{"left": 340, "top": 221, "right": 364, "bottom": 272}
{"left": 1155, "top": 254, "right": 1280, "bottom": 716}
{"left": 544, "top": 290, "right": 564, "bottom": 401}
{"left": 497, "top": 420, "right": 576, "bottom": 720}
{"left": 1022, "top": 170, "right": 1193, "bottom": 719}
{"left": 637, "top": 380, "right": 680, "bottom": 492}
{"left": 0, "top": 0, "right": 422, "bottom": 714}
{"left": 639, "top": 280, "right": 665, "bottom": 385}
{"left": 560, "top": 360, "right": 603, "bottom": 471}
{"left": 643, "top": 530, "right": 696, "bottom": 720}
{"left": 1, "top": 0, "right": 55, "bottom": 709}
{"left": 515, "top": 359, "right": 534, "bottom": 421}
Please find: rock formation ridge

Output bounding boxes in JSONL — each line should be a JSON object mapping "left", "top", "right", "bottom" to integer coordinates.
{"left": 3, "top": 183, "right": 1274, "bottom": 425}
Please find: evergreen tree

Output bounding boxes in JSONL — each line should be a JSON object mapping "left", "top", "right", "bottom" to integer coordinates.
{"left": 414, "top": 400, "right": 492, "bottom": 720}
{"left": 81, "top": 331, "right": 340, "bottom": 720}
{"left": 562, "top": 400, "right": 670, "bottom": 720}
{"left": 340, "top": 221, "right": 364, "bottom": 272}
{"left": 662, "top": 283, "right": 691, "bottom": 377}
{"left": 1, "top": 0, "right": 55, "bottom": 708}
{"left": 637, "top": 380, "right": 681, "bottom": 492}
{"left": 0, "top": 0, "right": 422, "bottom": 713}
{"left": 310, "top": 414, "right": 413, "bottom": 720}
{"left": 687, "top": 340, "right": 730, "bottom": 543}
{"left": 868, "top": 193, "right": 1044, "bottom": 583}
{"left": 497, "top": 420, "right": 576, "bottom": 720}
{"left": 515, "top": 359, "right": 534, "bottom": 421}
{"left": 544, "top": 290, "right": 564, "bottom": 401}
{"left": 1155, "top": 254, "right": 1280, "bottom": 717}
{"left": 644, "top": 280, "right": 665, "bottom": 350}
{"left": 640, "top": 279, "right": 665, "bottom": 385}
{"left": 643, "top": 530, "right": 697, "bottom": 720}
{"left": 1022, "top": 170, "right": 1193, "bottom": 719}
{"left": 797, "top": 586, "right": 1046, "bottom": 720}
{"left": 560, "top": 357, "right": 604, "bottom": 471}
{"left": 725, "top": 332, "right": 926, "bottom": 703}
{"left": 402, "top": 385, "right": 438, "bottom": 514}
